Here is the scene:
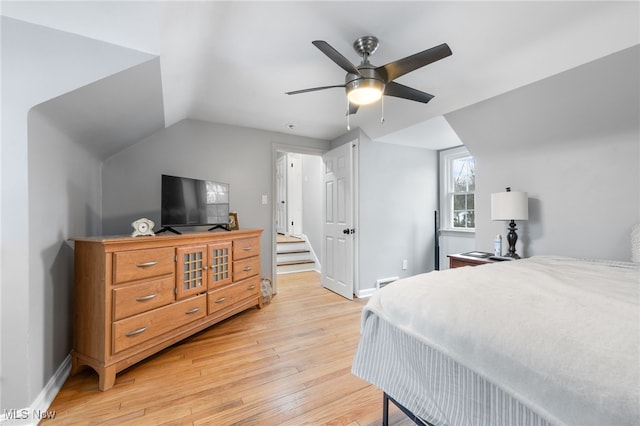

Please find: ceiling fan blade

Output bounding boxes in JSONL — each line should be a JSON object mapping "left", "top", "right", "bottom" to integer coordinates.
{"left": 377, "top": 43, "right": 452, "bottom": 82}
{"left": 347, "top": 102, "right": 359, "bottom": 116}
{"left": 384, "top": 81, "right": 434, "bottom": 104}
{"left": 286, "top": 84, "right": 345, "bottom": 95}
{"left": 312, "top": 40, "right": 361, "bottom": 75}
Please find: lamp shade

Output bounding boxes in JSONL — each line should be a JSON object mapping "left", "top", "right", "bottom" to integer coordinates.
{"left": 491, "top": 191, "right": 529, "bottom": 221}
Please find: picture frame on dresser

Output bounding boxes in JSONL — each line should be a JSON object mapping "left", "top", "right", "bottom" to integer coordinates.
{"left": 228, "top": 212, "right": 239, "bottom": 230}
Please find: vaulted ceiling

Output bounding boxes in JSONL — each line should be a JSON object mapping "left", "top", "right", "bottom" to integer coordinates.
{"left": 2, "top": 1, "right": 638, "bottom": 149}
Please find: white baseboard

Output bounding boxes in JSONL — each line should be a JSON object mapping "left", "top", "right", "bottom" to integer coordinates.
{"left": 0, "top": 354, "right": 70, "bottom": 425}
{"left": 356, "top": 287, "right": 376, "bottom": 299}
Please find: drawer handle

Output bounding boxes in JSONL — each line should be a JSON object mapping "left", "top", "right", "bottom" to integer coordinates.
{"left": 125, "top": 326, "right": 148, "bottom": 337}
{"left": 136, "top": 293, "right": 158, "bottom": 302}
{"left": 243, "top": 247, "right": 253, "bottom": 251}
{"left": 185, "top": 307, "right": 200, "bottom": 315}
{"left": 136, "top": 261, "right": 158, "bottom": 268}
{"left": 215, "top": 297, "right": 227, "bottom": 304}
{"left": 247, "top": 285, "right": 256, "bottom": 290}
{"left": 243, "top": 266, "right": 253, "bottom": 271}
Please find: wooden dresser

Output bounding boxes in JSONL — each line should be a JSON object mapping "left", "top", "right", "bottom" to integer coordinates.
{"left": 71, "top": 228, "right": 263, "bottom": 390}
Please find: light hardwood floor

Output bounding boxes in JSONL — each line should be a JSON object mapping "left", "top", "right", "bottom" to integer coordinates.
{"left": 43, "top": 271, "right": 412, "bottom": 425}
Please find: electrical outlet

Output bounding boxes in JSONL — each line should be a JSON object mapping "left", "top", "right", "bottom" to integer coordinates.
{"left": 402, "top": 259, "right": 408, "bottom": 270}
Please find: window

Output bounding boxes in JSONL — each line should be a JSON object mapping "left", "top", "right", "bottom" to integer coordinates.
{"left": 440, "top": 147, "right": 475, "bottom": 230}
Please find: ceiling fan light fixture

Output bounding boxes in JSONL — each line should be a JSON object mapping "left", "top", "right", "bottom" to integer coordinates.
{"left": 346, "top": 78, "right": 384, "bottom": 105}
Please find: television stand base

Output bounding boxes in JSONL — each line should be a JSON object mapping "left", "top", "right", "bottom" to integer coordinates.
{"left": 208, "top": 224, "right": 230, "bottom": 231}
{"left": 156, "top": 227, "right": 182, "bottom": 235}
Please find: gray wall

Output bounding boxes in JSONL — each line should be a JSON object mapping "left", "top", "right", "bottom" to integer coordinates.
{"left": 1, "top": 17, "right": 157, "bottom": 411}
{"left": 332, "top": 129, "right": 439, "bottom": 292}
{"left": 359, "top": 139, "right": 438, "bottom": 289}
{"left": 447, "top": 45, "right": 640, "bottom": 261}
{"left": 28, "top": 108, "right": 103, "bottom": 397}
{"left": 101, "top": 119, "right": 330, "bottom": 279}
{"left": 473, "top": 137, "right": 638, "bottom": 260}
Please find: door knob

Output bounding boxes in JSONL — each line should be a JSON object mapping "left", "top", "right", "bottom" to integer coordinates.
{"left": 343, "top": 228, "right": 349, "bottom": 234}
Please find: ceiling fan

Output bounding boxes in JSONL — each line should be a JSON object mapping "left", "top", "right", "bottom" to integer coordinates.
{"left": 286, "top": 36, "right": 452, "bottom": 116}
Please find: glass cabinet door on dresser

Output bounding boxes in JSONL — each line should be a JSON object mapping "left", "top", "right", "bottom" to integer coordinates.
{"left": 176, "top": 244, "right": 208, "bottom": 300}
{"left": 208, "top": 241, "right": 232, "bottom": 289}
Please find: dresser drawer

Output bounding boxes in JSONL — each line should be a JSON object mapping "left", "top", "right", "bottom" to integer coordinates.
{"left": 207, "top": 276, "right": 260, "bottom": 316}
{"left": 112, "top": 294, "right": 206, "bottom": 354}
{"left": 112, "top": 277, "right": 175, "bottom": 321}
{"left": 233, "top": 236, "right": 260, "bottom": 260}
{"left": 233, "top": 256, "right": 260, "bottom": 281}
{"left": 113, "top": 247, "right": 175, "bottom": 284}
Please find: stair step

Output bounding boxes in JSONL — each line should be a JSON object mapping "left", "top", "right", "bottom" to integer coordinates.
{"left": 277, "top": 249, "right": 310, "bottom": 255}
{"left": 277, "top": 259, "right": 315, "bottom": 267}
{"left": 277, "top": 251, "right": 312, "bottom": 263}
{"left": 277, "top": 259, "right": 317, "bottom": 274}
{"left": 277, "top": 235, "right": 304, "bottom": 243}
{"left": 275, "top": 235, "right": 316, "bottom": 274}
{"left": 277, "top": 257, "right": 315, "bottom": 265}
{"left": 277, "top": 241, "right": 307, "bottom": 251}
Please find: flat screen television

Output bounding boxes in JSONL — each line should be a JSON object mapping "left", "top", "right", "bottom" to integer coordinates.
{"left": 160, "top": 174, "right": 230, "bottom": 234}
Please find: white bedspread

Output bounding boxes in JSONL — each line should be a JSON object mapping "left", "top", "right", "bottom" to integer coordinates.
{"left": 361, "top": 256, "right": 639, "bottom": 426}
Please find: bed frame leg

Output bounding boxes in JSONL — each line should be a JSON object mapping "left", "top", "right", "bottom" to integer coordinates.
{"left": 383, "top": 392, "right": 390, "bottom": 426}
{"left": 383, "top": 391, "right": 434, "bottom": 426}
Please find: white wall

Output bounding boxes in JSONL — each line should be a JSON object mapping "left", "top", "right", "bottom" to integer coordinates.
{"left": 446, "top": 45, "right": 640, "bottom": 261}
{"left": 1, "top": 16, "right": 157, "bottom": 411}
{"left": 101, "top": 119, "right": 330, "bottom": 280}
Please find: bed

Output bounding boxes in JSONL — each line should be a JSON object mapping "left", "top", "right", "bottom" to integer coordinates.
{"left": 352, "top": 256, "right": 639, "bottom": 426}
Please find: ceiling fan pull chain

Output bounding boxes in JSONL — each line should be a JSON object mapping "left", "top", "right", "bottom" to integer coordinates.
{"left": 346, "top": 100, "right": 351, "bottom": 131}
{"left": 380, "top": 96, "right": 385, "bottom": 124}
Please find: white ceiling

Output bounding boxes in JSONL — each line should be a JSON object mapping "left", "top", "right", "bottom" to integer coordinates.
{"left": 2, "top": 1, "right": 638, "bottom": 149}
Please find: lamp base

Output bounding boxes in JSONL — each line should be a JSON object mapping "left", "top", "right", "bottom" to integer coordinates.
{"left": 506, "top": 220, "right": 521, "bottom": 259}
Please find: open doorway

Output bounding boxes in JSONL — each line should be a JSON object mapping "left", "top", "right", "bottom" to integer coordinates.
{"left": 271, "top": 145, "right": 325, "bottom": 295}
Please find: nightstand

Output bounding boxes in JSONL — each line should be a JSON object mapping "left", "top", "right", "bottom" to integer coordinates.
{"left": 448, "top": 253, "right": 495, "bottom": 269}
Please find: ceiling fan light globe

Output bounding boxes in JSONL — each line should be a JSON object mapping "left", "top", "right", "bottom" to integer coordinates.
{"left": 348, "top": 87, "right": 383, "bottom": 105}
{"left": 346, "top": 78, "right": 384, "bottom": 105}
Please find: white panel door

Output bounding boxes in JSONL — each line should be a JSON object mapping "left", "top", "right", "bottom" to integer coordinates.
{"left": 322, "top": 142, "right": 354, "bottom": 300}
{"left": 276, "top": 155, "right": 287, "bottom": 235}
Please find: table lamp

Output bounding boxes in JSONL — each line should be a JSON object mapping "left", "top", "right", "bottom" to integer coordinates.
{"left": 491, "top": 187, "right": 528, "bottom": 259}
